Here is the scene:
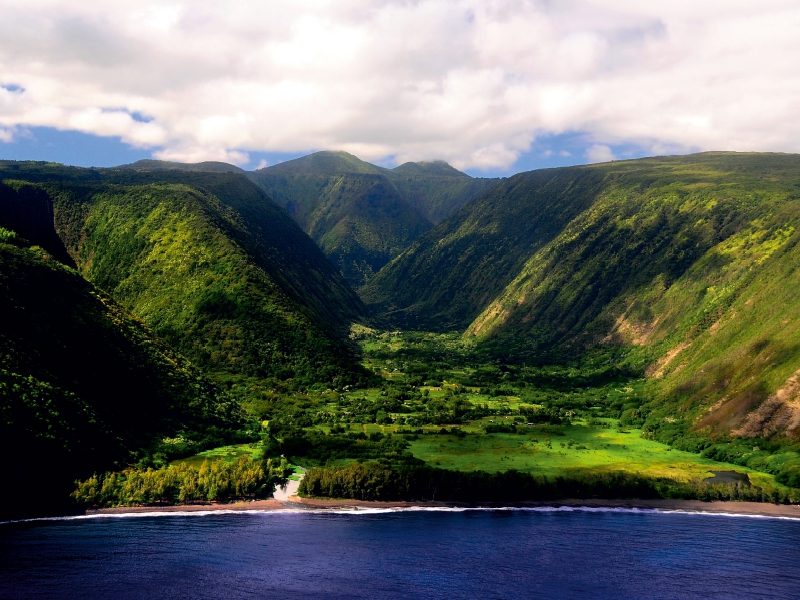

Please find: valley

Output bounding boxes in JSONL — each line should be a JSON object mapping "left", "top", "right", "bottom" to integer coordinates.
{"left": 160, "top": 329, "right": 792, "bottom": 504}
{"left": 248, "top": 151, "right": 498, "bottom": 287}
{"left": 3, "top": 152, "right": 800, "bottom": 515}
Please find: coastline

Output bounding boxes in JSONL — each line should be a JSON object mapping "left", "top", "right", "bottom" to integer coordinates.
{"left": 80, "top": 496, "right": 800, "bottom": 520}
{"left": 83, "top": 499, "right": 290, "bottom": 515}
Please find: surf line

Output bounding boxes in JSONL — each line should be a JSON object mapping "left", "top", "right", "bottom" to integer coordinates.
{"left": 4, "top": 504, "right": 800, "bottom": 525}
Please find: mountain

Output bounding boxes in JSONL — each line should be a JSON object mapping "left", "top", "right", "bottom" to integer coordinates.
{"left": 0, "top": 230, "right": 242, "bottom": 517}
{"left": 360, "top": 166, "right": 605, "bottom": 330}
{"left": 255, "top": 151, "right": 381, "bottom": 178}
{"left": 0, "top": 178, "right": 75, "bottom": 266}
{"left": 248, "top": 151, "right": 498, "bottom": 286}
{"left": 362, "top": 152, "right": 800, "bottom": 440}
{"left": 301, "top": 174, "right": 432, "bottom": 287}
{"left": 386, "top": 160, "right": 499, "bottom": 224}
{"left": 117, "top": 159, "right": 246, "bottom": 173}
{"left": 0, "top": 161, "right": 371, "bottom": 391}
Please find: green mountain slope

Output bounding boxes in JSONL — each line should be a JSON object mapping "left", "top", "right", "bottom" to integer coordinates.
{"left": 386, "top": 160, "right": 499, "bottom": 224}
{"left": 0, "top": 178, "right": 75, "bottom": 266}
{"left": 0, "top": 231, "right": 242, "bottom": 517}
{"left": 364, "top": 152, "right": 800, "bottom": 441}
{"left": 308, "top": 174, "right": 432, "bottom": 287}
{"left": 117, "top": 159, "right": 246, "bottom": 173}
{"left": 248, "top": 151, "right": 498, "bottom": 285}
{"left": 360, "top": 167, "right": 606, "bottom": 330}
{"left": 0, "top": 161, "right": 371, "bottom": 390}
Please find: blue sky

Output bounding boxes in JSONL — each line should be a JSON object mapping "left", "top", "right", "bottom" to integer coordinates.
{"left": 0, "top": 126, "right": 655, "bottom": 176}
{"left": 0, "top": 127, "right": 152, "bottom": 167}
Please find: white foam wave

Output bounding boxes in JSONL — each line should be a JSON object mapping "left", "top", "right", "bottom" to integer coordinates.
{"left": 4, "top": 504, "right": 800, "bottom": 525}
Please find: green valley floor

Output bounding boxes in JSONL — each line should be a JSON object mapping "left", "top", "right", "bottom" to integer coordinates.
{"left": 159, "top": 329, "right": 796, "bottom": 502}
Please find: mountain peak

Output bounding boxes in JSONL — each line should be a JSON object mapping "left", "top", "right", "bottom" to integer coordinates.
{"left": 391, "top": 160, "right": 468, "bottom": 178}
{"left": 259, "top": 151, "right": 383, "bottom": 176}
{"left": 115, "top": 159, "right": 245, "bottom": 173}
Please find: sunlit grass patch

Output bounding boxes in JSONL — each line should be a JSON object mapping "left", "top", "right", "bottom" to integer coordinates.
{"left": 172, "top": 442, "right": 263, "bottom": 468}
{"left": 408, "top": 420, "right": 773, "bottom": 485}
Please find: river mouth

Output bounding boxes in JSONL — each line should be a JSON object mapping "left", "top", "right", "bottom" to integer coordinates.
{"left": 272, "top": 478, "right": 301, "bottom": 501}
{"left": 704, "top": 471, "right": 750, "bottom": 485}
{"left": 272, "top": 466, "right": 306, "bottom": 501}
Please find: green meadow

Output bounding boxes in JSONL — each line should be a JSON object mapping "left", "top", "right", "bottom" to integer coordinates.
{"left": 173, "top": 443, "right": 264, "bottom": 469}
{"left": 407, "top": 421, "right": 775, "bottom": 487}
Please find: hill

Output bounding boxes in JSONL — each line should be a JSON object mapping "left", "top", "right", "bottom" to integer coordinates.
{"left": 362, "top": 152, "right": 800, "bottom": 443}
{"left": 0, "top": 161, "right": 371, "bottom": 391}
{"left": 360, "top": 166, "right": 605, "bottom": 330}
{"left": 386, "top": 160, "right": 499, "bottom": 224}
{"left": 0, "top": 230, "right": 243, "bottom": 517}
{"left": 248, "top": 151, "right": 498, "bottom": 285}
{"left": 302, "top": 174, "right": 432, "bottom": 287}
{"left": 117, "top": 159, "right": 246, "bottom": 173}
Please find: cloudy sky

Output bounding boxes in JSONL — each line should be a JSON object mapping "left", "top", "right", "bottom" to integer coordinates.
{"left": 1, "top": 0, "right": 798, "bottom": 174}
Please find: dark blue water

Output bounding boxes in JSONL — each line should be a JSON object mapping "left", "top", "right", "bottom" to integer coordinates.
{"left": 2, "top": 507, "right": 800, "bottom": 599}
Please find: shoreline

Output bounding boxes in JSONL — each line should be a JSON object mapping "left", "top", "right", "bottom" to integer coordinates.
{"left": 77, "top": 497, "right": 800, "bottom": 520}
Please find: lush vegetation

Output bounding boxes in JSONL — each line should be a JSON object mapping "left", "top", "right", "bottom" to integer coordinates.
{"left": 279, "top": 173, "right": 432, "bottom": 287}
{"left": 0, "top": 160, "right": 373, "bottom": 518}
{"left": 72, "top": 456, "right": 294, "bottom": 507}
{"left": 217, "top": 331, "right": 797, "bottom": 503}
{"left": 0, "top": 162, "right": 371, "bottom": 391}
{"left": 64, "top": 297, "right": 800, "bottom": 509}
{"left": 0, "top": 232, "right": 248, "bottom": 518}
{"left": 360, "top": 166, "right": 606, "bottom": 330}
{"left": 362, "top": 153, "right": 800, "bottom": 445}
{"left": 0, "top": 178, "right": 74, "bottom": 265}
{"left": 299, "top": 462, "right": 799, "bottom": 504}
{"left": 5, "top": 152, "right": 800, "bottom": 516}
{"left": 249, "top": 151, "right": 496, "bottom": 286}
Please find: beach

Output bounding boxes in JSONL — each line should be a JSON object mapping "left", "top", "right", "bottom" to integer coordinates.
{"left": 82, "top": 496, "right": 800, "bottom": 519}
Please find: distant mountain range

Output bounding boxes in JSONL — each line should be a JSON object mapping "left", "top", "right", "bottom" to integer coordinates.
{"left": 248, "top": 152, "right": 498, "bottom": 287}
{"left": 117, "top": 159, "right": 246, "bottom": 173}
{"left": 118, "top": 152, "right": 498, "bottom": 288}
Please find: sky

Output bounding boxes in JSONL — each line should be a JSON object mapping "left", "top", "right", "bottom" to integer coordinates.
{"left": 1, "top": 0, "right": 799, "bottom": 176}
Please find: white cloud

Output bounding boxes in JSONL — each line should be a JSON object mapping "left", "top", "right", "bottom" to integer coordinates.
{"left": 153, "top": 147, "right": 250, "bottom": 166}
{"left": 0, "top": 1, "right": 799, "bottom": 169}
{"left": 586, "top": 144, "right": 614, "bottom": 163}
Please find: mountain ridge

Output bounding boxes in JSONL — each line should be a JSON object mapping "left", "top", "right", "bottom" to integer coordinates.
{"left": 117, "top": 159, "right": 246, "bottom": 173}
{"left": 250, "top": 150, "right": 499, "bottom": 224}
{"left": 248, "top": 151, "right": 498, "bottom": 286}
{"left": 0, "top": 162, "right": 371, "bottom": 391}
{"left": 362, "top": 151, "right": 800, "bottom": 441}
{"left": 0, "top": 233, "right": 243, "bottom": 517}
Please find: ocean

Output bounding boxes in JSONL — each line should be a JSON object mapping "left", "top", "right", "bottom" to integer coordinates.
{"left": 2, "top": 507, "right": 799, "bottom": 599}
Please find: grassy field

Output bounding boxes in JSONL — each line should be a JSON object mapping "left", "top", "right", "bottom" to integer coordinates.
{"left": 406, "top": 419, "right": 775, "bottom": 487}
{"left": 171, "top": 443, "right": 263, "bottom": 468}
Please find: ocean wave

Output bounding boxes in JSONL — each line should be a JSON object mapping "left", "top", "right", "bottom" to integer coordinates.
{"left": 4, "top": 504, "right": 800, "bottom": 525}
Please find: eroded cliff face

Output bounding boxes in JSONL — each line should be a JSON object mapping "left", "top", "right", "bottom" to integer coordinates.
{"left": 733, "top": 370, "right": 800, "bottom": 438}
{"left": 0, "top": 179, "right": 74, "bottom": 266}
